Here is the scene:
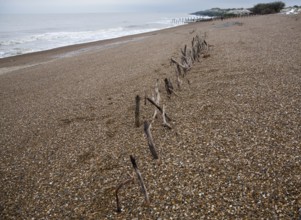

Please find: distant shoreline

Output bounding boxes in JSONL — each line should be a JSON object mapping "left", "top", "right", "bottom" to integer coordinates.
{"left": 0, "top": 23, "right": 187, "bottom": 71}
{"left": 0, "top": 12, "right": 203, "bottom": 59}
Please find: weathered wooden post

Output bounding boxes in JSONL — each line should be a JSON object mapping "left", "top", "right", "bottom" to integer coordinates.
{"left": 181, "top": 44, "right": 187, "bottom": 57}
{"left": 144, "top": 121, "right": 159, "bottom": 160}
{"left": 135, "top": 95, "right": 141, "bottom": 127}
{"left": 173, "top": 65, "right": 183, "bottom": 89}
{"left": 171, "top": 57, "right": 190, "bottom": 73}
{"left": 146, "top": 97, "right": 172, "bottom": 121}
{"left": 152, "top": 79, "right": 160, "bottom": 120}
{"left": 130, "top": 155, "right": 150, "bottom": 205}
{"left": 162, "top": 105, "right": 172, "bottom": 129}
{"left": 164, "top": 78, "right": 174, "bottom": 98}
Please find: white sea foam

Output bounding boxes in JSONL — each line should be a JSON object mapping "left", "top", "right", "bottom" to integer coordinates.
{"left": 0, "top": 27, "right": 159, "bottom": 58}
{"left": 0, "top": 13, "right": 199, "bottom": 58}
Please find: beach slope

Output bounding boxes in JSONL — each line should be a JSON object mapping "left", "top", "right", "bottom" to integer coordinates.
{"left": 0, "top": 14, "right": 301, "bottom": 219}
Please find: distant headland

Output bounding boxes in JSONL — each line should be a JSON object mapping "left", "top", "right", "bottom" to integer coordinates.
{"left": 191, "top": 1, "right": 301, "bottom": 18}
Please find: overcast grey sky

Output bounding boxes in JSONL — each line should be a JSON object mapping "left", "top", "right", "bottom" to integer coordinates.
{"left": 0, "top": 0, "right": 300, "bottom": 14}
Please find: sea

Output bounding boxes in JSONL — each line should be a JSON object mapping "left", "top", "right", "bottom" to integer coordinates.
{"left": 0, "top": 13, "right": 203, "bottom": 58}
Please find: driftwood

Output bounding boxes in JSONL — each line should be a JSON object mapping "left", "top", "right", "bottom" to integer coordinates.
{"left": 181, "top": 55, "right": 188, "bottom": 69}
{"left": 152, "top": 79, "right": 160, "bottom": 120}
{"left": 162, "top": 105, "right": 172, "bottom": 129}
{"left": 170, "top": 33, "right": 208, "bottom": 91}
{"left": 176, "top": 64, "right": 186, "bottom": 77}
{"left": 181, "top": 44, "right": 187, "bottom": 57}
{"left": 186, "top": 49, "right": 193, "bottom": 67}
{"left": 172, "top": 61, "right": 184, "bottom": 78}
{"left": 164, "top": 78, "right": 179, "bottom": 97}
{"left": 171, "top": 57, "right": 190, "bottom": 78}
{"left": 169, "top": 88, "right": 179, "bottom": 97}
{"left": 182, "top": 34, "right": 206, "bottom": 61}
{"left": 115, "top": 173, "right": 134, "bottom": 212}
{"left": 200, "top": 40, "right": 208, "bottom": 54}
{"left": 144, "top": 90, "right": 147, "bottom": 105}
{"left": 135, "top": 95, "right": 141, "bottom": 127}
{"left": 176, "top": 63, "right": 183, "bottom": 77}
{"left": 171, "top": 58, "right": 189, "bottom": 71}
{"left": 151, "top": 93, "right": 157, "bottom": 120}
{"left": 192, "top": 36, "right": 201, "bottom": 62}
{"left": 204, "top": 40, "right": 209, "bottom": 53}
{"left": 176, "top": 75, "right": 182, "bottom": 89}
{"left": 154, "top": 79, "right": 160, "bottom": 103}
{"left": 174, "top": 64, "right": 184, "bottom": 89}
{"left": 192, "top": 46, "right": 196, "bottom": 62}
{"left": 146, "top": 97, "right": 171, "bottom": 121}
{"left": 181, "top": 42, "right": 195, "bottom": 71}
{"left": 130, "top": 155, "right": 150, "bottom": 205}
{"left": 144, "top": 121, "right": 159, "bottom": 160}
{"left": 164, "top": 78, "right": 174, "bottom": 98}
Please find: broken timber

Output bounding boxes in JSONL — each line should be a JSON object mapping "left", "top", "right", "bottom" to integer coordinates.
{"left": 135, "top": 95, "right": 141, "bottom": 127}
{"left": 130, "top": 155, "right": 150, "bottom": 205}
{"left": 152, "top": 79, "right": 160, "bottom": 120}
{"left": 162, "top": 105, "right": 172, "bottom": 129}
{"left": 115, "top": 173, "right": 134, "bottom": 213}
{"left": 146, "top": 97, "right": 171, "bottom": 121}
{"left": 144, "top": 121, "right": 159, "bottom": 160}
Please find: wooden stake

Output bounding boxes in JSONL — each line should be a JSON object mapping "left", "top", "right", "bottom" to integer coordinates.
{"left": 186, "top": 49, "right": 193, "bottom": 67}
{"left": 169, "top": 88, "right": 179, "bottom": 97}
{"left": 192, "top": 36, "right": 201, "bottom": 62}
{"left": 152, "top": 79, "right": 160, "bottom": 120}
{"left": 171, "top": 58, "right": 189, "bottom": 71}
{"left": 144, "top": 90, "right": 147, "bottom": 105}
{"left": 115, "top": 173, "right": 134, "bottom": 213}
{"left": 164, "top": 78, "right": 174, "bottom": 98}
{"left": 130, "top": 155, "right": 150, "bottom": 205}
{"left": 176, "top": 75, "right": 182, "bottom": 89}
{"left": 172, "top": 64, "right": 182, "bottom": 89}
{"left": 146, "top": 97, "right": 171, "bottom": 121}
{"left": 154, "top": 79, "right": 160, "bottom": 104}
{"left": 144, "top": 121, "right": 159, "bottom": 160}
{"left": 181, "top": 55, "right": 188, "bottom": 68}
{"left": 162, "top": 105, "right": 172, "bottom": 129}
{"left": 181, "top": 44, "right": 187, "bottom": 56}
{"left": 135, "top": 95, "right": 141, "bottom": 127}
{"left": 176, "top": 64, "right": 183, "bottom": 77}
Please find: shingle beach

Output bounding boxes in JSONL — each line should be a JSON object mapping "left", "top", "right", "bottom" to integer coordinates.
{"left": 0, "top": 14, "right": 300, "bottom": 219}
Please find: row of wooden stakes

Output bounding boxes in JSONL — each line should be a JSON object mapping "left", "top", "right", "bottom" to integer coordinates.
{"left": 115, "top": 32, "right": 209, "bottom": 213}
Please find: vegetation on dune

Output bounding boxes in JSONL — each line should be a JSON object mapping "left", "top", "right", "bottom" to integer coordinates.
{"left": 192, "top": 1, "right": 286, "bottom": 17}
{"left": 251, "top": 1, "right": 285, "bottom": 14}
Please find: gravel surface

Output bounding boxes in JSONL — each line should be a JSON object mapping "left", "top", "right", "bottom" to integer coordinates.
{"left": 0, "top": 14, "right": 300, "bottom": 219}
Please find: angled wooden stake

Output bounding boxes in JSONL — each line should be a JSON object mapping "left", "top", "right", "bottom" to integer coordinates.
{"left": 115, "top": 173, "right": 134, "bottom": 213}
{"left": 146, "top": 97, "right": 171, "bottom": 121}
{"left": 186, "top": 49, "right": 193, "bottom": 67}
{"left": 181, "top": 44, "right": 187, "bottom": 56}
{"left": 171, "top": 57, "right": 189, "bottom": 71}
{"left": 130, "top": 155, "right": 150, "bottom": 205}
{"left": 177, "top": 63, "right": 183, "bottom": 77}
{"left": 144, "top": 121, "right": 159, "bottom": 160}
{"left": 172, "top": 63, "right": 182, "bottom": 89}
{"left": 152, "top": 79, "right": 161, "bottom": 120}
{"left": 162, "top": 105, "right": 172, "bottom": 129}
{"left": 176, "top": 73, "right": 183, "bottom": 89}
{"left": 164, "top": 78, "right": 174, "bottom": 98}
